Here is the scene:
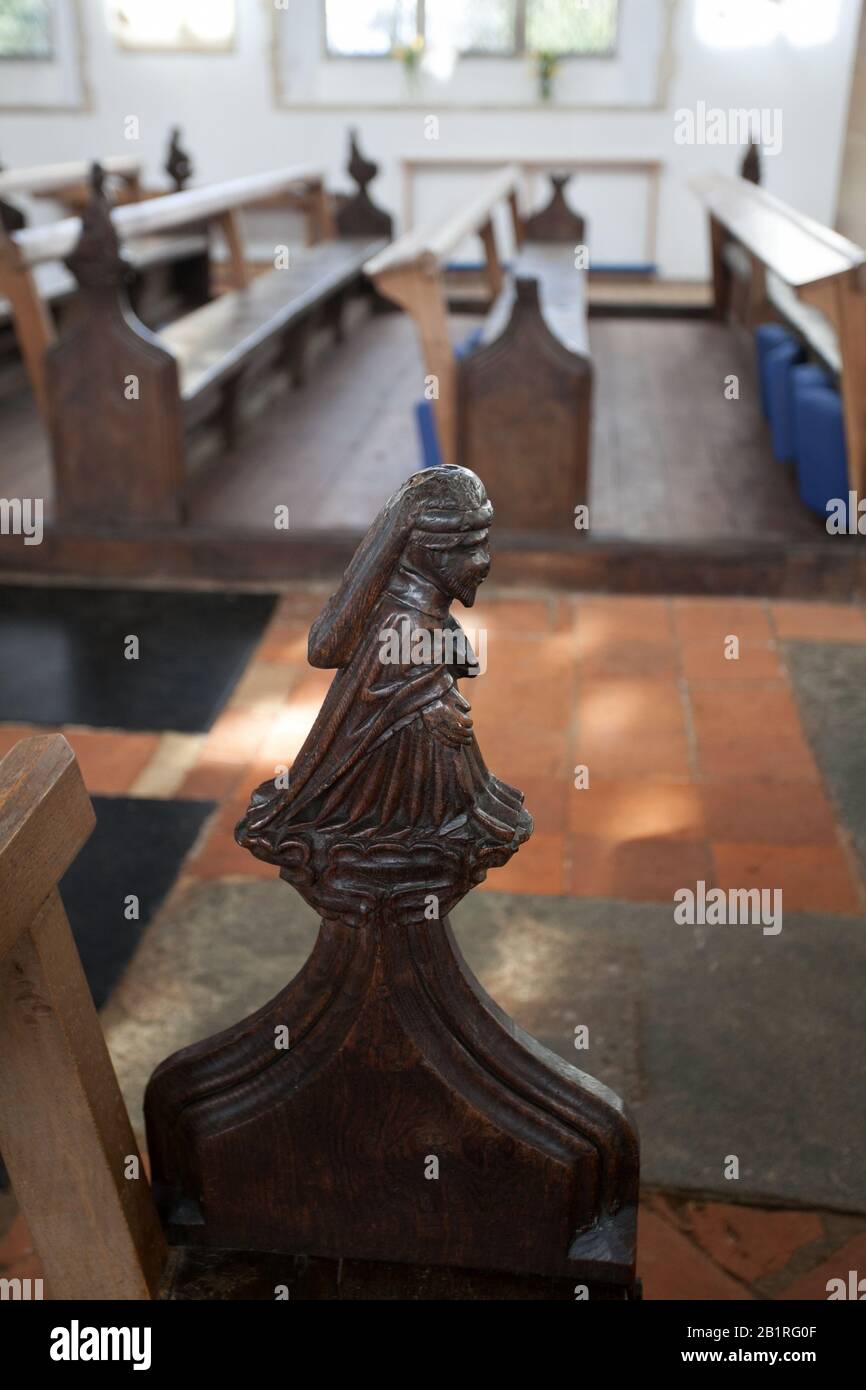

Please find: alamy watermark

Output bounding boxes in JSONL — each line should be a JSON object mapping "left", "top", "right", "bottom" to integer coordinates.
{"left": 675, "top": 881, "right": 783, "bottom": 936}
{"left": 674, "top": 103, "right": 782, "bottom": 157}
{"left": 379, "top": 619, "right": 487, "bottom": 676}
{"left": 0, "top": 497, "right": 43, "bottom": 545}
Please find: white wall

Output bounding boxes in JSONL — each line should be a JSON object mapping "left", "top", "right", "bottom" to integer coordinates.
{"left": 0, "top": 0, "right": 861, "bottom": 279}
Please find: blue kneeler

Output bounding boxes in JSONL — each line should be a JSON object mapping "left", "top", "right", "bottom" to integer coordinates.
{"left": 792, "top": 378, "right": 849, "bottom": 518}
{"left": 755, "top": 324, "right": 795, "bottom": 418}
{"left": 415, "top": 400, "right": 443, "bottom": 469}
{"left": 765, "top": 338, "right": 806, "bottom": 463}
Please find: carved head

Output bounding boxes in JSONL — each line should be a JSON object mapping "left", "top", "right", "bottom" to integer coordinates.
{"left": 309, "top": 467, "right": 493, "bottom": 667}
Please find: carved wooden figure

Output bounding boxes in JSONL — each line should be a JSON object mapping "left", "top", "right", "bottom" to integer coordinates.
{"left": 146, "top": 467, "right": 638, "bottom": 1297}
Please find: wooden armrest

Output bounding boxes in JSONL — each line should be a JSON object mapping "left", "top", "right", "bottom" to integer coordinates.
{"left": 12, "top": 164, "right": 327, "bottom": 268}
{"left": 0, "top": 734, "right": 95, "bottom": 960}
{"left": 692, "top": 175, "right": 866, "bottom": 288}
{"left": 365, "top": 165, "right": 520, "bottom": 279}
{"left": 0, "top": 156, "right": 141, "bottom": 200}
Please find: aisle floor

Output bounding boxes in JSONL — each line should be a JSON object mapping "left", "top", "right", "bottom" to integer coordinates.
{"left": 1, "top": 588, "right": 865, "bottom": 1298}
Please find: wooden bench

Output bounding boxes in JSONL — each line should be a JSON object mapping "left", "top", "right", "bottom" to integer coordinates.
{"left": 693, "top": 173, "right": 866, "bottom": 493}
{"left": 0, "top": 151, "right": 213, "bottom": 417}
{"left": 46, "top": 162, "right": 389, "bottom": 527}
{"left": 0, "top": 734, "right": 165, "bottom": 1299}
{"left": 365, "top": 165, "right": 591, "bottom": 535}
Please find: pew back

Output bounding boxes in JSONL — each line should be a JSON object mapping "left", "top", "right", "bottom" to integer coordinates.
{"left": 365, "top": 166, "right": 522, "bottom": 464}
{"left": 0, "top": 163, "right": 327, "bottom": 421}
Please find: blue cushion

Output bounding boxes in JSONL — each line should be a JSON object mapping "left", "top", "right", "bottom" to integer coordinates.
{"left": 766, "top": 339, "right": 806, "bottom": 462}
{"left": 414, "top": 399, "right": 443, "bottom": 469}
{"left": 755, "top": 324, "right": 795, "bottom": 418}
{"left": 792, "top": 381, "right": 848, "bottom": 518}
{"left": 455, "top": 326, "right": 483, "bottom": 361}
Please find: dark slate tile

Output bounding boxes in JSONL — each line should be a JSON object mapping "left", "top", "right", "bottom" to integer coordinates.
{"left": 784, "top": 640, "right": 866, "bottom": 875}
{"left": 455, "top": 893, "right": 866, "bottom": 1213}
{"left": 0, "top": 587, "right": 276, "bottom": 732}
{"left": 61, "top": 795, "right": 215, "bottom": 1010}
{"left": 104, "top": 880, "right": 866, "bottom": 1213}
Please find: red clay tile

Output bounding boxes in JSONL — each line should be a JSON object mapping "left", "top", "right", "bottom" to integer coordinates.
{"left": 689, "top": 687, "right": 819, "bottom": 781}
{"left": 638, "top": 1207, "right": 753, "bottom": 1300}
{"left": 712, "top": 842, "right": 862, "bottom": 916}
{"left": 0, "top": 1212, "right": 33, "bottom": 1268}
{"left": 478, "top": 832, "right": 565, "bottom": 896}
{"left": 64, "top": 730, "right": 161, "bottom": 795}
{"left": 570, "top": 834, "right": 713, "bottom": 903}
{"left": 177, "top": 759, "right": 247, "bottom": 801}
{"left": 456, "top": 596, "right": 556, "bottom": 641}
{"left": 777, "top": 1232, "right": 866, "bottom": 1300}
{"left": 674, "top": 598, "right": 773, "bottom": 646}
{"left": 682, "top": 642, "right": 783, "bottom": 683}
{"left": 699, "top": 781, "right": 838, "bottom": 846}
{"left": 516, "top": 776, "right": 569, "bottom": 837}
{"left": 568, "top": 780, "right": 705, "bottom": 841}
{"left": 577, "top": 680, "right": 691, "bottom": 780}
{"left": 683, "top": 1202, "right": 824, "bottom": 1284}
{"left": 771, "top": 601, "right": 866, "bottom": 643}
{"left": 577, "top": 597, "right": 674, "bottom": 646}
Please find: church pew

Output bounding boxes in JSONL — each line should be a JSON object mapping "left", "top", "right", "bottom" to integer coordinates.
{"left": 45, "top": 163, "right": 389, "bottom": 527}
{"left": 0, "top": 734, "right": 165, "bottom": 1300}
{"left": 364, "top": 166, "right": 592, "bottom": 535}
{"left": 693, "top": 174, "right": 866, "bottom": 494}
{"left": 0, "top": 146, "right": 214, "bottom": 417}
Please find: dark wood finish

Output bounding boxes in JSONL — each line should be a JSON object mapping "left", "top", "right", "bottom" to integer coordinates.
{"left": 459, "top": 276, "right": 592, "bottom": 533}
{"left": 165, "top": 126, "right": 194, "bottom": 192}
{"left": 145, "top": 468, "right": 638, "bottom": 1295}
{"left": 524, "top": 173, "right": 587, "bottom": 245}
{"left": 46, "top": 164, "right": 387, "bottom": 527}
{"left": 741, "top": 141, "right": 762, "bottom": 186}
{"left": 164, "top": 1247, "right": 639, "bottom": 1300}
{"left": 0, "top": 159, "right": 26, "bottom": 234}
{"left": 334, "top": 129, "right": 394, "bottom": 240}
{"left": 0, "top": 734, "right": 166, "bottom": 1299}
{"left": 48, "top": 170, "right": 187, "bottom": 526}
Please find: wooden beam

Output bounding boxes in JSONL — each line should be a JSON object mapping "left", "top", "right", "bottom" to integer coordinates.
{"left": 0, "top": 231, "right": 57, "bottom": 422}
{"left": 217, "top": 209, "right": 249, "bottom": 290}
{"left": 0, "top": 733, "right": 166, "bottom": 1299}
{"left": 0, "top": 889, "right": 166, "bottom": 1299}
{"left": 372, "top": 260, "right": 458, "bottom": 466}
{"left": 479, "top": 218, "right": 504, "bottom": 300}
{"left": 0, "top": 736, "right": 94, "bottom": 962}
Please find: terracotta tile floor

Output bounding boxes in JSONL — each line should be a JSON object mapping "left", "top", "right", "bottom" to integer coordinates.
{"left": 2, "top": 588, "right": 866, "bottom": 1298}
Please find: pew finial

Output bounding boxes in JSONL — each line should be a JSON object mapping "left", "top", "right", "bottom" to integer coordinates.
{"left": 165, "top": 126, "right": 194, "bottom": 192}
{"left": 334, "top": 128, "right": 393, "bottom": 238}
{"left": 145, "top": 467, "right": 639, "bottom": 1297}
{"left": 524, "top": 170, "right": 588, "bottom": 244}
{"left": 741, "top": 138, "right": 762, "bottom": 186}
{"left": 0, "top": 154, "right": 26, "bottom": 232}
{"left": 64, "top": 161, "right": 130, "bottom": 289}
{"left": 347, "top": 126, "right": 378, "bottom": 192}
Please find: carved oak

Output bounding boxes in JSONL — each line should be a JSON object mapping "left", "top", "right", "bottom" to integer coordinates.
{"left": 524, "top": 173, "right": 588, "bottom": 245}
{"left": 145, "top": 466, "right": 638, "bottom": 1295}
{"left": 334, "top": 129, "right": 394, "bottom": 240}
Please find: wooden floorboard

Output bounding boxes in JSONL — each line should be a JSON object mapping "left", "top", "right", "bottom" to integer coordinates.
{"left": 0, "top": 309, "right": 852, "bottom": 592}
